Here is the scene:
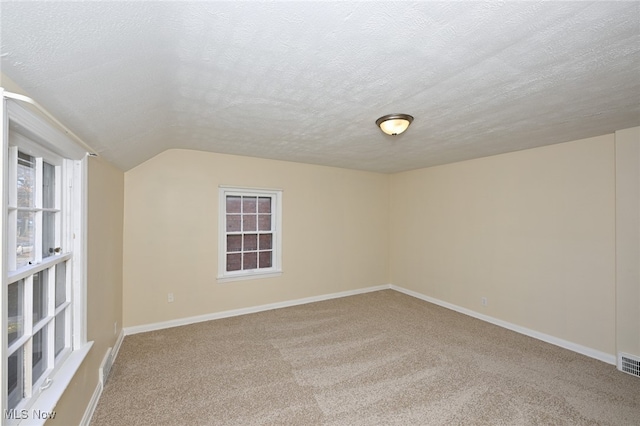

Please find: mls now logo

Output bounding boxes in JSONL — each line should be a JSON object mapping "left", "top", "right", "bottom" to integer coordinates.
{"left": 4, "top": 409, "right": 56, "bottom": 420}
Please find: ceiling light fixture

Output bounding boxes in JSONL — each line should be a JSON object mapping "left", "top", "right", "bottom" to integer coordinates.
{"left": 376, "top": 113, "right": 414, "bottom": 136}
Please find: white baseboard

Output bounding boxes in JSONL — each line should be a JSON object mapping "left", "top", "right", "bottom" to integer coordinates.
{"left": 123, "top": 284, "right": 391, "bottom": 336}
{"left": 112, "top": 328, "right": 125, "bottom": 361}
{"left": 79, "top": 381, "right": 102, "bottom": 426}
{"left": 390, "top": 284, "right": 617, "bottom": 365}
{"left": 80, "top": 329, "right": 125, "bottom": 426}
{"left": 123, "top": 282, "right": 615, "bottom": 365}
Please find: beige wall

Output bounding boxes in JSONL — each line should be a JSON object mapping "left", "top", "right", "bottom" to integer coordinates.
{"left": 615, "top": 127, "right": 640, "bottom": 357}
{"left": 122, "top": 149, "right": 389, "bottom": 327}
{"left": 50, "top": 157, "right": 124, "bottom": 425}
{"left": 390, "top": 135, "right": 616, "bottom": 355}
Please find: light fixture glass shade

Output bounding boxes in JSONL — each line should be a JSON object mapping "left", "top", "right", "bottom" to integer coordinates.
{"left": 376, "top": 114, "right": 414, "bottom": 135}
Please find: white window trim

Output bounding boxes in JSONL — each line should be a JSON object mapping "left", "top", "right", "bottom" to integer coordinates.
{"left": 217, "top": 185, "right": 283, "bottom": 283}
{"left": 1, "top": 89, "right": 92, "bottom": 425}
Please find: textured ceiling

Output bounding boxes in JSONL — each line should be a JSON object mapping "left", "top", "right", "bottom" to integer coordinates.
{"left": 1, "top": 1, "right": 639, "bottom": 173}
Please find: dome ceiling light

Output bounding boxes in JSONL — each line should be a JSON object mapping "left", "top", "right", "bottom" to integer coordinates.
{"left": 376, "top": 113, "right": 414, "bottom": 136}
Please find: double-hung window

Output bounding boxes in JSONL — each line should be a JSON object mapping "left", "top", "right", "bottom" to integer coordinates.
{"left": 218, "top": 186, "right": 282, "bottom": 282}
{"left": 2, "top": 90, "right": 91, "bottom": 422}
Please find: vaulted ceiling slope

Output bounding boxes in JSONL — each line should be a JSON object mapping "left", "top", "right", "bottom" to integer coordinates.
{"left": 1, "top": 2, "right": 638, "bottom": 173}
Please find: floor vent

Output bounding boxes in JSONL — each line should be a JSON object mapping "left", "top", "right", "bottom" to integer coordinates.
{"left": 618, "top": 353, "right": 640, "bottom": 378}
{"left": 99, "top": 347, "right": 113, "bottom": 386}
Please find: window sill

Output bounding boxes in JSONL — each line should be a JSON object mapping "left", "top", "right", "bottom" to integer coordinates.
{"left": 217, "top": 271, "right": 282, "bottom": 284}
{"left": 17, "top": 341, "right": 93, "bottom": 426}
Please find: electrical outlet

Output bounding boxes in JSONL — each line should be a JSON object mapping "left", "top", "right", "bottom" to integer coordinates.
{"left": 481, "top": 297, "right": 488, "bottom": 306}
{"left": 168, "top": 292, "right": 174, "bottom": 303}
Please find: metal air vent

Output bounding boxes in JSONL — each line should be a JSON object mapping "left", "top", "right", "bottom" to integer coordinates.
{"left": 618, "top": 353, "right": 640, "bottom": 378}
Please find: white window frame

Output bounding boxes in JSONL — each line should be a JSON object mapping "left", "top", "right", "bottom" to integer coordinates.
{"left": 1, "top": 89, "right": 92, "bottom": 425}
{"left": 217, "top": 186, "right": 282, "bottom": 283}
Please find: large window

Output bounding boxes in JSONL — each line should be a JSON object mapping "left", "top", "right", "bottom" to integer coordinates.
{"left": 218, "top": 187, "right": 282, "bottom": 282}
{"left": 2, "top": 90, "right": 91, "bottom": 423}
{"left": 6, "top": 146, "right": 73, "bottom": 412}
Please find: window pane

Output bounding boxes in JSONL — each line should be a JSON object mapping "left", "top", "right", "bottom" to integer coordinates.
{"left": 258, "top": 197, "right": 271, "bottom": 213}
{"left": 226, "top": 196, "right": 241, "bottom": 213}
{"left": 258, "top": 214, "right": 271, "bottom": 231}
{"left": 259, "top": 234, "right": 272, "bottom": 250}
{"left": 243, "top": 214, "right": 256, "bottom": 231}
{"left": 243, "top": 234, "right": 258, "bottom": 251}
{"left": 227, "top": 235, "right": 242, "bottom": 252}
{"left": 243, "top": 252, "right": 257, "bottom": 269}
{"left": 8, "top": 280, "right": 24, "bottom": 346}
{"left": 17, "top": 210, "right": 35, "bottom": 268}
{"left": 33, "top": 270, "right": 48, "bottom": 324}
{"left": 243, "top": 197, "right": 257, "bottom": 213}
{"left": 8, "top": 346, "right": 24, "bottom": 409}
{"left": 43, "top": 211, "right": 56, "bottom": 259}
{"left": 32, "top": 327, "right": 48, "bottom": 384}
{"left": 17, "top": 152, "right": 35, "bottom": 208}
{"left": 226, "top": 215, "right": 241, "bottom": 232}
{"left": 259, "top": 251, "right": 272, "bottom": 268}
{"left": 43, "top": 162, "right": 56, "bottom": 209}
{"left": 227, "top": 253, "right": 241, "bottom": 271}
{"left": 55, "top": 311, "right": 66, "bottom": 357}
{"left": 55, "top": 261, "right": 66, "bottom": 308}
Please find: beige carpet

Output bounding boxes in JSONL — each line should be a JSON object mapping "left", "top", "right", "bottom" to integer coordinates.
{"left": 91, "top": 290, "right": 640, "bottom": 425}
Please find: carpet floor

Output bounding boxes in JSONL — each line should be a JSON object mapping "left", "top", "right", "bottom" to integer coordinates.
{"left": 90, "top": 290, "right": 640, "bottom": 425}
